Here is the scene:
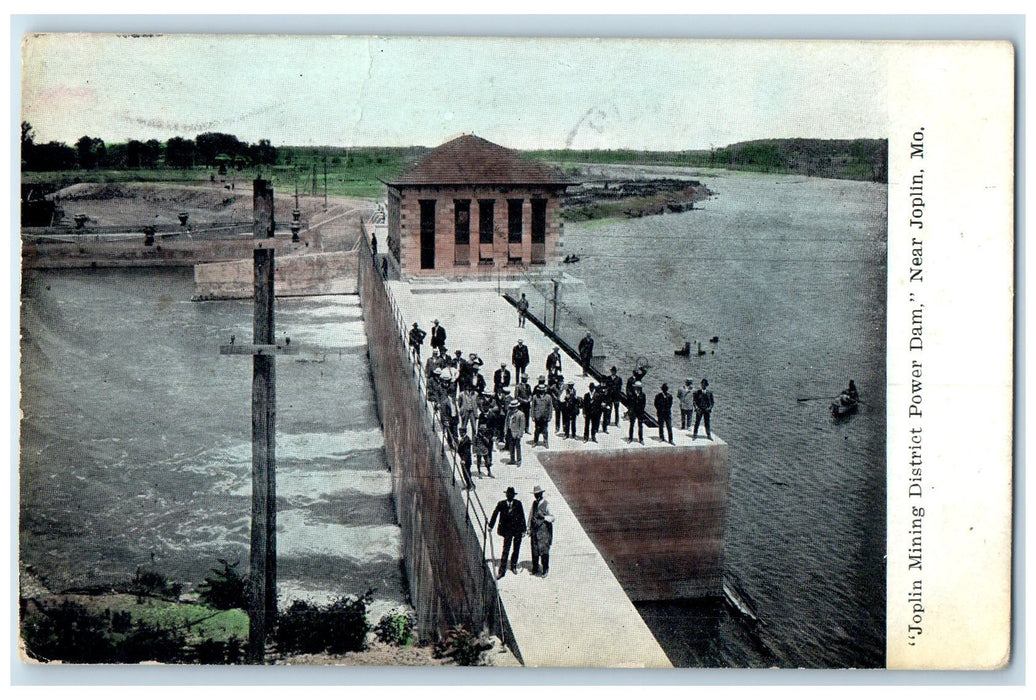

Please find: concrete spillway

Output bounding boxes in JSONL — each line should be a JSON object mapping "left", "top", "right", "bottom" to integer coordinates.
{"left": 358, "top": 240, "right": 728, "bottom": 667}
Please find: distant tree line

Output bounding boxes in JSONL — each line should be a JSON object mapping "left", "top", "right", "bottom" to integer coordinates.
{"left": 20, "top": 122, "right": 279, "bottom": 172}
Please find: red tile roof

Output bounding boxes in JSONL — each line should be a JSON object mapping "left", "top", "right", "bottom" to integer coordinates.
{"left": 386, "top": 134, "right": 571, "bottom": 187}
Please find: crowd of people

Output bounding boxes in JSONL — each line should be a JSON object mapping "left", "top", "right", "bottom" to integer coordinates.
{"left": 407, "top": 318, "right": 718, "bottom": 491}
{"left": 406, "top": 315, "right": 717, "bottom": 581}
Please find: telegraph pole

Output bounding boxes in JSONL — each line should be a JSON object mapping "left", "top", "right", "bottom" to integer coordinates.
{"left": 552, "top": 277, "right": 560, "bottom": 335}
{"left": 219, "top": 179, "right": 297, "bottom": 663}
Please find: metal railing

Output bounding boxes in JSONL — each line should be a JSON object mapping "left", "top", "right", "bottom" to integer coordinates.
{"left": 360, "top": 218, "right": 497, "bottom": 568}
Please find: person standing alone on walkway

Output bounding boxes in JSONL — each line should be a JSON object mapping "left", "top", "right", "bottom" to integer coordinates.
{"left": 408, "top": 322, "right": 426, "bottom": 364}
{"left": 655, "top": 383, "right": 674, "bottom": 444}
{"left": 488, "top": 487, "right": 526, "bottom": 578}
{"left": 578, "top": 331, "right": 594, "bottom": 377}
{"left": 528, "top": 485, "right": 555, "bottom": 576}
{"left": 693, "top": 378, "right": 715, "bottom": 440}
{"left": 517, "top": 293, "right": 529, "bottom": 328}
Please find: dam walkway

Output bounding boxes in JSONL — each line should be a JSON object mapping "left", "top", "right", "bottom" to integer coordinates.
{"left": 383, "top": 280, "right": 674, "bottom": 667}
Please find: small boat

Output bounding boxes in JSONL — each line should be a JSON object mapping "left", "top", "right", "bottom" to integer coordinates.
{"left": 830, "top": 394, "right": 859, "bottom": 417}
{"left": 563, "top": 254, "right": 581, "bottom": 264}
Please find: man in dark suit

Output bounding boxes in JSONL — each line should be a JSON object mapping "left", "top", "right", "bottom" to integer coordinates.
{"left": 627, "top": 381, "right": 647, "bottom": 444}
{"left": 408, "top": 322, "right": 426, "bottom": 363}
{"left": 430, "top": 319, "right": 447, "bottom": 353}
{"left": 493, "top": 363, "right": 511, "bottom": 394}
{"left": 693, "top": 378, "right": 715, "bottom": 440}
{"left": 577, "top": 332, "right": 594, "bottom": 377}
{"left": 488, "top": 486, "right": 526, "bottom": 578}
{"left": 654, "top": 383, "right": 674, "bottom": 444}
{"left": 511, "top": 339, "right": 530, "bottom": 381}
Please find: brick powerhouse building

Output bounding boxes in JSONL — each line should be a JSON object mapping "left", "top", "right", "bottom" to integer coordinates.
{"left": 385, "top": 135, "right": 571, "bottom": 277}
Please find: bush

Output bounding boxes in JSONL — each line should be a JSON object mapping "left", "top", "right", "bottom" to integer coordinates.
{"left": 197, "top": 559, "right": 248, "bottom": 611}
{"left": 21, "top": 599, "right": 193, "bottom": 664}
{"left": 21, "top": 597, "right": 250, "bottom": 664}
{"left": 274, "top": 589, "right": 374, "bottom": 656}
{"left": 130, "top": 567, "right": 183, "bottom": 602}
{"left": 433, "top": 625, "right": 492, "bottom": 666}
{"left": 374, "top": 610, "right": 415, "bottom": 646}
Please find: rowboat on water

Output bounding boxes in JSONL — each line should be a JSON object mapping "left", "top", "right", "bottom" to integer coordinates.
{"left": 830, "top": 394, "right": 858, "bottom": 417}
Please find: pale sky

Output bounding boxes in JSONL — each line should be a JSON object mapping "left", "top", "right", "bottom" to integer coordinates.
{"left": 21, "top": 35, "right": 889, "bottom": 150}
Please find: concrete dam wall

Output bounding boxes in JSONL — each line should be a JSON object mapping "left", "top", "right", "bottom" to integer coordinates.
{"left": 357, "top": 244, "right": 509, "bottom": 645}
{"left": 194, "top": 250, "right": 358, "bottom": 299}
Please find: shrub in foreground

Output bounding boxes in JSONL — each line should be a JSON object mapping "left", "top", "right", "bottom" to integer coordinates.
{"left": 375, "top": 609, "right": 416, "bottom": 647}
{"left": 273, "top": 589, "right": 374, "bottom": 656}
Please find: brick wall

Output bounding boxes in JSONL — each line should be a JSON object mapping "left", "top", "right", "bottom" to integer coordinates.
{"left": 388, "top": 185, "right": 564, "bottom": 278}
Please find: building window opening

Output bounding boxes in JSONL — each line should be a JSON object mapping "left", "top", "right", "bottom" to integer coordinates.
{"left": 478, "top": 199, "right": 494, "bottom": 263}
{"left": 454, "top": 199, "right": 470, "bottom": 265}
{"left": 531, "top": 198, "right": 547, "bottom": 264}
{"left": 508, "top": 198, "right": 523, "bottom": 263}
{"left": 419, "top": 199, "right": 436, "bottom": 270}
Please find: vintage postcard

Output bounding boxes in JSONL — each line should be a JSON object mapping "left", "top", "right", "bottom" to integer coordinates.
{"left": 14, "top": 33, "right": 1014, "bottom": 672}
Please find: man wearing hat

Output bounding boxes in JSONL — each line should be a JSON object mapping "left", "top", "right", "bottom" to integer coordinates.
{"left": 511, "top": 339, "right": 530, "bottom": 382}
{"left": 457, "top": 427, "right": 474, "bottom": 490}
{"left": 654, "top": 383, "right": 674, "bottom": 444}
{"left": 471, "top": 364, "right": 487, "bottom": 395}
{"left": 531, "top": 383, "right": 554, "bottom": 448}
{"left": 516, "top": 292, "right": 529, "bottom": 328}
{"left": 458, "top": 385, "right": 480, "bottom": 436}
{"left": 561, "top": 381, "right": 580, "bottom": 439}
{"left": 693, "top": 378, "right": 714, "bottom": 440}
{"left": 627, "top": 381, "right": 647, "bottom": 444}
{"left": 545, "top": 346, "right": 563, "bottom": 378}
{"left": 408, "top": 322, "right": 426, "bottom": 363}
{"left": 514, "top": 373, "right": 533, "bottom": 432}
{"left": 430, "top": 319, "right": 446, "bottom": 353}
{"left": 578, "top": 331, "right": 594, "bottom": 377}
{"left": 505, "top": 399, "right": 527, "bottom": 466}
{"left": 604, "top": 366, "right": 623, "bottom": 429}
{"left": 582, "top": 383, "right": 602, "bottom": 442}
{"left": 677, "top": 378, "right": 695, "bottom": 430}
{"left": 528, "top": 485, "right": 555, "bottom": 576}
{"left": 493, "top": 362, "right": 511, "bottom": 395}
{"left": 488, "top": 486, "right": 526, "bottom": 578}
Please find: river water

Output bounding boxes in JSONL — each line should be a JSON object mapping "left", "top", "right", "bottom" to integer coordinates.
{"left": 555, "top": 169, "right": 888, "bottom": 668}
{"left": 19, "top": 269, "right": 407, "bottom": 617}
{"left": 19, "top": 168, "right": 886, "bottom": 668}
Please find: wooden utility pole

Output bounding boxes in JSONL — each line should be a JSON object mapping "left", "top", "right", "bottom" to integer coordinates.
{"left": 219, "top": 179, "right": 297, "bottom": 663}
{"left": 552, "top": 278, "right": 560, "bottom": 335}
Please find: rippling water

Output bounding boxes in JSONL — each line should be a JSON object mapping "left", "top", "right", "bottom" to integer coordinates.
{"left": 19, "top": 269, "right": 405, "bottom": 615}
{"left": 554, "top": 170, "right": 888, "bottom": 668}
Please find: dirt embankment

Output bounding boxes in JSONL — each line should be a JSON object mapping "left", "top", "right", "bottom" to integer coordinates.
{"left": 48, "top": 181, "right": 365, "bottom": 230}
{"left": 563, "top": 177, "right": 712, "bottom": 221}
{"left": 22, "top": 182, "right": 374, "bottom": 269}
